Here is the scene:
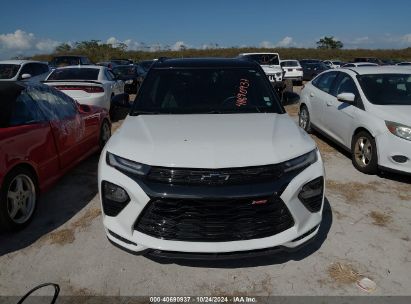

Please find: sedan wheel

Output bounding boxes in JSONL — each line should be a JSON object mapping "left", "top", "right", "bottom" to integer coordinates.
{"left": 352, "top": 131, "right": 378, "bottom": 174}
{"left": 0, "top": 168, "right": 38, "bottom": 231}
{"left": 7, "top": 174, "right": 36, "bottom": 224}
{"left": 298, "top": 106, "right": 311, "bottom": 132}
{"left": 99, "top": 120, "right": 111, "bottom": 149}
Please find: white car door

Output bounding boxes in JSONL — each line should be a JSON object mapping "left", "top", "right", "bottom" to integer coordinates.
{"left": 322, "top": 72, "right": 359, "bottom": 147}
{"left": 306, "top": 71, "right": 338, "bottom": 129}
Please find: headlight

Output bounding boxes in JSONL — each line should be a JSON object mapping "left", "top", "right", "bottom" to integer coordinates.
{"left": 283, "top": 149, "right": 318, "bottom": 173}
{"left": 385, "top": 121, "right": 411, "bottom": 141}
{"left": 106, "top": 152, "right": 151, "bottom": 176}
{"left": 125, "top": 79, "right": 133, "bottom": 84}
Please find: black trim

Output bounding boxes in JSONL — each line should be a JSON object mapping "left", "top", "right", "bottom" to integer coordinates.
{"left": 378, "top": 165, "right": 411, "bottom": 177}
{"left": 144, "top": 232, "right": 317, "bottom": 260}
{"left": 346, "top": 68, "right": 360, "bottom": 75}
{"left": 108, "top": 230, "right": 137, "bottom": 246}
{"left": 129, "top": 169, "right": 302, "bottom": 200}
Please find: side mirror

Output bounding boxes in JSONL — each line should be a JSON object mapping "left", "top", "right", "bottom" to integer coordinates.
{"left": 78, "top": 104, "right": 91, "bottom": 113}
{"left": 21, "top": 73, "right": 32, "bottom": 80}
{"left": 337, "top": 92, "right": 356, "bottom": 103}
{"left": 112, "top": 93, "right": 131, "bottom": 108}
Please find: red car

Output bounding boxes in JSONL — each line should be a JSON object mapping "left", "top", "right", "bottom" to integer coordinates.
{"left": 0, "top": 82, "right": 111, "bottom": 231}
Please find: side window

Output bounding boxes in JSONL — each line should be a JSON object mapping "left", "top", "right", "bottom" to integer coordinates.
{"left": 9, "top": 90, "right": 45, "bottom": 126}
{"left": 26, "top": 85, "right": 77, "bottom": 120}
{"left": 105, "top": 69, "right": 114, "bottom": 81}
{"left": 81, "top": 57, "right": 91, "bottom": 65}
{"left": 19, "top": 64, "right": 34, "bottom": 78}
{"left": 32, "top": 64, "right": 45, "bottom": 76}
{"left": 312, "top": 72, "right": 338, "bottom": 93}
{"left": 108, "top": 70, "right": 116, "bottom": 80}
{"left": 333, "top": 73, "right": 358, "bottom": 96}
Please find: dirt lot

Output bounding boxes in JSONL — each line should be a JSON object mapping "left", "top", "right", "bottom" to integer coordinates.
{"left": 0, "top": 90, "right": 410, "bottom": 296}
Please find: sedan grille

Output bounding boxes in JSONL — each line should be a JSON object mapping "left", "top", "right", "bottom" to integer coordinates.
{"left": 147, "top": 165, "right": 284, "bottom": 186}
{"left": 134, "top": 196, "right": 294, "bottom": 242}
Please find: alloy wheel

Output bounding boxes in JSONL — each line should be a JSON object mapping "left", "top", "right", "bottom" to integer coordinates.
{"left": 7, "top": 174, "right": 36, "bottom": 224}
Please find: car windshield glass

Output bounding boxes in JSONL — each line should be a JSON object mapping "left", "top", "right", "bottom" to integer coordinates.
{"left": 112, "top": 66, "right": 137, "bottom": 77}
{"left": 0, "top": 64, "right": 20, "bottom": 79}
{"left": 47, "top": 68, "right": 99, "bottom": 80}
{"left": 50, "top": 57, "right": 81, "bottom": 67}
{"left": 358, "top": 74, "right": 411, "bottom": 105}
{"left": 244, "top": 54, "right": 279, "bottom": 66}
{"left": 131, "top": 68, "right": 282, "bottom": 115}
{"left": 282, "top": 61, "right": 299, "bottom": 67}
{"left": 139, "top": 61, "right": 154, "bottom": 72}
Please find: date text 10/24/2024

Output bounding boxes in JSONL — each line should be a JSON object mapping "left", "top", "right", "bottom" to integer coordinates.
{"left": 149, "top": 296, "right": 257, "bottom": 303}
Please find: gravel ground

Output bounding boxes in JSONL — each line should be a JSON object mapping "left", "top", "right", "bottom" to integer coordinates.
{"left": 0, "top": 90, "right": 410, "bottom": 296}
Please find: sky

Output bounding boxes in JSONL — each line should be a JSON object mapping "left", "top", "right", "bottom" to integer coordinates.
{"left": 1, "top": 0, "right": 411, "bottom": 59}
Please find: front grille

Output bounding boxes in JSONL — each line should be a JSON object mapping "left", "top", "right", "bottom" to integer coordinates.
{"left": 134, "top": 196, "right": 294, "bottom": 242}
{"left": 147, "top": 164, "right": 284, "bottom": 186}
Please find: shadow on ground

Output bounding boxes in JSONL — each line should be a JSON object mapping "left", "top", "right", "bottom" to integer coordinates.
{"left": 0, "top": 155, "right": 99, "bottom": 256}
{"left": 144, "top": 198, "right": 333, "bottom": 268}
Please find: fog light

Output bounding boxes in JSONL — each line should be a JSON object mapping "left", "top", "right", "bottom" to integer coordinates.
{"left": 298, "top": 177, "right": 324, "bottom": 213}
{"left": 102, "top": 181, "right": 130, "bottom": 216}
{"left": 104, "top": 181, "right": 129, "bottom": 202}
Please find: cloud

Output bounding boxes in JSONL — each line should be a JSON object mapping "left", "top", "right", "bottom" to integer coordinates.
{"left": 171, "top": 41, "right": 188, "bottom": 51}
{"left": 401, "top": 34, "right": 411, "bottom": 45}
{"left": 260, "top": 36, "right": 295, "bottom": 48}
{"left": 276, "top": 36, "right": 294, "bottom": 47}
{"left": 0, "top": 29, "right": 60, "bottom": 59}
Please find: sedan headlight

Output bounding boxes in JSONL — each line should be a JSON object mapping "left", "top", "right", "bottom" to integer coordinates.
{"left": 283, "top": 149, "right": 318, "bottom": 173}
{"left": 125, "top": 79, "right": 134, "bottom": 84}
{"left": 385, "top": 121, "right": 411, "bottom": 141}
{"left": 106, "top": 152, "right": 151, "bottom": 176}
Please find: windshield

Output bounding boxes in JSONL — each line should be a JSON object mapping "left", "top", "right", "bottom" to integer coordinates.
{"left": 131, "top": 68, "right": 282, "bottom": 115}
{"left": 358, "top": 74, "right": 411, "bottom": 105}
{"left": 138, "top": 60, "right": 154, "bottom": 72}
{"left": 112, "top": 66, "right": 137, "bottom": 77}
{"left": 47, "top": 68, "right": 100, "bottom": 80}
{"left": 50, "top": 57, "right": 81, "bottom": 67}
{"left": 0, "top": 64, "right": 20, "bottom": 79}
{"left": 281, "top": 61, "right": 299, "bottom": 67}
{"left": 243, "top": 54, "right": 279, "bottom": 66}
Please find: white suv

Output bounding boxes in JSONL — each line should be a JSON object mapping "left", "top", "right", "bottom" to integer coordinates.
{"left": 299, "top": 66, "right": 411, "bottom": 174}
{"left": 281, "top": 60, "right": 303, "bottom": 85}
{"left": 98, "top": 58, "right": 325, "bottom": 258}
{"left": 238, "top": 53, "right": 284, "bottom": 88}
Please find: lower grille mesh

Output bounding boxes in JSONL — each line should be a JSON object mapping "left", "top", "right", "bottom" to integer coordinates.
{"left": 135, "top": 196, "right": 294, "bottom": 242}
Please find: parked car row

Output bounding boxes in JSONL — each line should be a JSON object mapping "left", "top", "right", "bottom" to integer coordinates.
{"left": 299, "top": 66, "right": 411, "bottom": 175}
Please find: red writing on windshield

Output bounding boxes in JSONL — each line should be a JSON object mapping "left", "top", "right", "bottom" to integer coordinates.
{"left": 236, "top": 79, "right": 250, "bottom": 107}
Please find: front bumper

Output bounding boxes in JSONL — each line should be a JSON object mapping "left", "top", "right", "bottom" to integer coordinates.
{"left": 98, "top": 150, "right": 325, "bottom": 255}
{"left": 376, "top": 132, "right": 411, "bottom": 174}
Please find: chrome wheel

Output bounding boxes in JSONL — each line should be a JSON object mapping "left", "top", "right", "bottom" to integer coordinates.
{"left": 354, "top": 137, "right": 373, "bottom": 168}
{"left": 7, "top": 174, "right": 36, "bottom": 224}
{"left": 101, "top": 121, "right": 111, "bottom": 146}
{"left": 299, "top": 107, "right": 309, "bottom": 130}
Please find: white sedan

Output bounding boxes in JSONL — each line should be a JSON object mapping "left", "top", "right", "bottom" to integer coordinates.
{"left": 299, "top": 66, "right": 411, "bottom": 175}
{"left": 44, "top": 65, "right": 125, "bottom": 112}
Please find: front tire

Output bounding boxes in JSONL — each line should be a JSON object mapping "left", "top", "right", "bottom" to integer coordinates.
{"left": 352, "top": 131, "right": 378, "bottom": 174}
{"left": 0, "top": 168, "right": 38, "bottom": 232}
{"left": 99, "top": 119, "right": 111, "bottom": 149}
{"left": 299, "top": 105, "right": 312, "bottom": 133}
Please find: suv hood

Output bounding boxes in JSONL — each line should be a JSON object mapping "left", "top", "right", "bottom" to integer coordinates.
{"left": 107, "top": 113, "right": 316, "bottom": 168}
